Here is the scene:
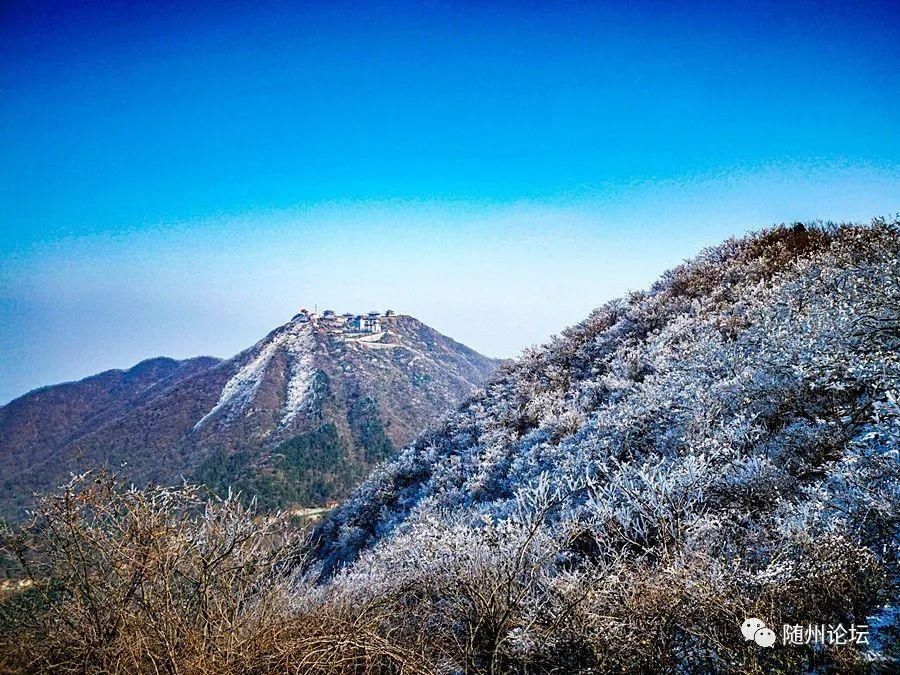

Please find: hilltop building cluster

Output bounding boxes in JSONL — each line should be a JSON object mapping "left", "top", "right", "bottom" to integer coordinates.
{"left": 293, "top": 308, "right": 397, "bottom": 335}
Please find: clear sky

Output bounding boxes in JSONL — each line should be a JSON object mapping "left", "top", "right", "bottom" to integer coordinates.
{"left": 1, "top": 0, "right": 898, "bottom": 404}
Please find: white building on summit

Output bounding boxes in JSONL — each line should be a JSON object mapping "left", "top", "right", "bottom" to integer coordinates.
{"left": 352, "top": 314, "right": 381, "bottom": 333}
{"left": 293, "top": 307, "right": 391, "bottom": 333}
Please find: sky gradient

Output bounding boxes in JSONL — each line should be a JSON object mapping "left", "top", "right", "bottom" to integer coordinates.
{"left": 1, "top": 0, "right": 899, "bottom": 404}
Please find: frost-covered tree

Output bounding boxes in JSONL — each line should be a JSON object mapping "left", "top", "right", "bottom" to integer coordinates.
{"left": 308, "top": 219, "right": 900, "bottom": 673}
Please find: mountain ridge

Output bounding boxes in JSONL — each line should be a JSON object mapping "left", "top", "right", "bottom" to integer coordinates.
{"left": 0, "top": 312, "right": 499, "bottom": 518}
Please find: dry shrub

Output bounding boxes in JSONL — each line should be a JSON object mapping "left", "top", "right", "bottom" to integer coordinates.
{"left": 0, "top": 474, "right": 429, "bottom": 674}
{"left": 264, "top": 600, "right": 432, "bottom": 674}
{"left": 328, "top": 531, "right": 889, "bottom": 674}
{"left": 560, "top": 538, "right": 888, "bottom": 675}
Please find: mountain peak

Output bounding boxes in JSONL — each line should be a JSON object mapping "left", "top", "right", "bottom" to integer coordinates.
{"left": 0, "top": 312, "right": 499, "bottom": 518}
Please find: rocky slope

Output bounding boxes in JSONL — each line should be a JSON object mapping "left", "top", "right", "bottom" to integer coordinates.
{"left": 308, "top": 221, "right": 899, "bottom": 671}
{"left": 0, "top": 312, "right": 498, "bottom": 517}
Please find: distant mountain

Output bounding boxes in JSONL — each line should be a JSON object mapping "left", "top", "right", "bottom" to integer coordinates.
{"left": 307, "top": 222, "right": 899, "bottom": 671}
{"left": 0, "top": 312, "right": 499, "bottom": 518}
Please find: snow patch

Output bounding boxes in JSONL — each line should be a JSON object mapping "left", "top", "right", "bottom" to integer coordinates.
{"left": 280, "top": 325, "right": 316, "bottom": 428}
{"left": 346, "top": 331, "right": 386, "bottom": 343}
{"left": 194, "top": 321, "right": 315, "bottom": 430}
{"left": 359, "top": 341, "right": 400, "bottom": 350}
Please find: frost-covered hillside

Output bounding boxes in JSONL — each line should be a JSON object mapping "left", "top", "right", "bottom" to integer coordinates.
{"left": 309, "top": 221, "right": 900, "bottom": 672}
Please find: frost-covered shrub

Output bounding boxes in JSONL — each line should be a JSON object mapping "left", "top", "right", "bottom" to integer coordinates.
{"left": 308, "top": 220, "right": 900, "bottom": 672}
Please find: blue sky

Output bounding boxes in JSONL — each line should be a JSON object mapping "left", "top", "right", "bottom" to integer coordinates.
{"left": 1, "top": 0, "right": 898, "bottom": 404}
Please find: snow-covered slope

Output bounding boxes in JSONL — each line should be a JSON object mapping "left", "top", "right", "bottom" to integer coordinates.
{"left": 308, "top": 221, "right": 899, "bottom": 672}
{"left": 0, "top": 313, "right": 499, "bottom": 518}
{"left": 193, "top": 319, "right": 316, "bottom": 431}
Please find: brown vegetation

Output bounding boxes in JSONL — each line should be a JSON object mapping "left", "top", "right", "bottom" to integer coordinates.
{"left": 0, "top": 474, "right": 430, "bottom": 674}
